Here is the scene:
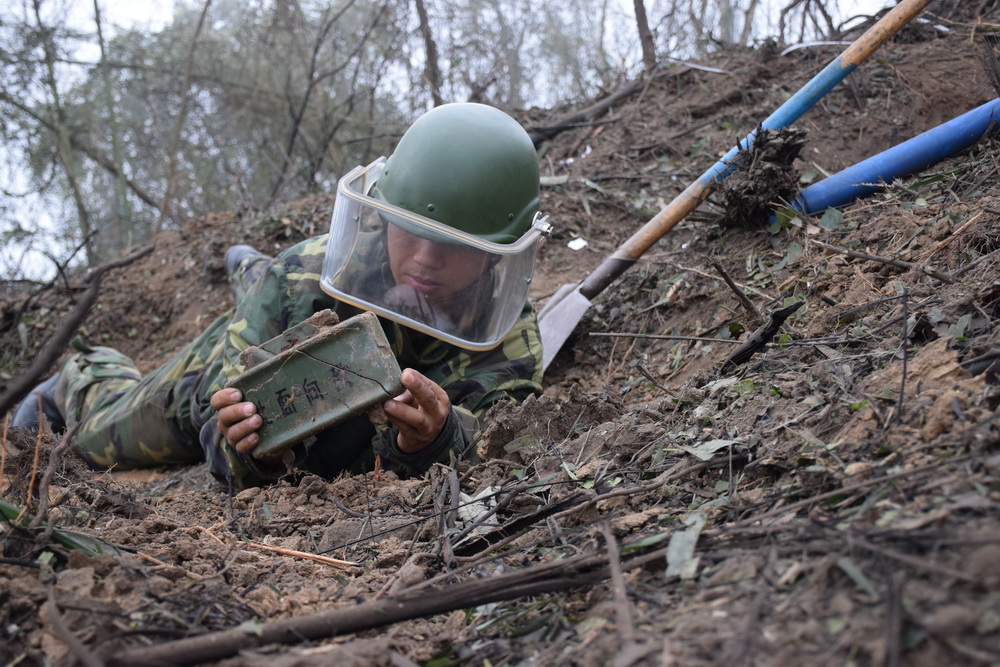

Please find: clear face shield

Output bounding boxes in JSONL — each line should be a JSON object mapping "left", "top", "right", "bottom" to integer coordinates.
{"left": 320, "top": 158, "right": 550, "bottom": 350}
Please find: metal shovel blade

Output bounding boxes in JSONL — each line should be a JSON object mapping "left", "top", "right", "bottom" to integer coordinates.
{"left": 535, "top": 0, "right": 932, "bottom": 375}
{"left": 538, "top": 283, "right": 592, "bottom": 372}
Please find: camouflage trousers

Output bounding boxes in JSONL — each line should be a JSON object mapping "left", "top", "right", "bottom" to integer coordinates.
{"left": 54, "top": 253, "right": 269, "bottom": 470}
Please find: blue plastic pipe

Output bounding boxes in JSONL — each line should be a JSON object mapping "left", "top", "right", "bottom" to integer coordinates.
{"left": 792, "top": 98, "right": 1000, "bottom": 215}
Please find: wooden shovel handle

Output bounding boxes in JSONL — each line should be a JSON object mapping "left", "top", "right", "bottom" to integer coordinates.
{"left": 577, "top": 0, "right": 933, "bottom": 302}
{"left": 580, "top": 181, "right": 709, "bottom": 300}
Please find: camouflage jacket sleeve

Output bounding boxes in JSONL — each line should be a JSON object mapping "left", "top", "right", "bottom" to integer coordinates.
{"left": 200, "top": 235, "right": 341, "bottom": 488}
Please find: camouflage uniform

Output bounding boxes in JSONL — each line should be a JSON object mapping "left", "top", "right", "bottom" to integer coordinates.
{"left": 54, "top": 233, "right": 543, "bottom": 489}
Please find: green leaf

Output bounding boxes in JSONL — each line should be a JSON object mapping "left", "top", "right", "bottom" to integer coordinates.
{"left": 0, "top": 497, "right": 121, "bottom": 557}
{"left": 681, "top": 439, "right": 739, "bottom": 461}
{"left": 621, "top": 531, "right": 671, "bottom": 553}
{"left": 772, "top": 241, "right": 804, "bottom": 271}
{"left": 799, "top": 167, "right": 819, "bottom": 184}
{"left": 949, "top": 313, "right": 971, "bottom": 339}
{"left": 503, "top": 435, "right": 539, "bottom": 453}
{"left": 819, "top": 208, "right": 844, "bottom": 230}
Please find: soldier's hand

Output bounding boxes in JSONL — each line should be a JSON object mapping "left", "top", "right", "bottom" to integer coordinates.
{"left": 211, "top": 387, "right": 262, "bottom": 455}
{"left": 384, "top": 368, "right": 450, "bottom": 454}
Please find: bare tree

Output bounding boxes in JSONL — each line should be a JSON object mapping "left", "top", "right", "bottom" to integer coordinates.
{"left": 32, "top": 0, "right": 94, "bottom": 265}
{"left": 155, "top": 0, "right": 212, "bottom": 235}
{"left": 0, "top": 90, "right": 159, "bottom": 210}
{"left": 94, "top": 0, "right": 134, "bottom": 247}
{"left": 415, "top": 0, "right": 445, "bottom": 106}
{"left": 779, "top": 0, "right": 837, "bottom": 43}
{"left": 633, "top": 0, "right": 657, "bottom": 74}
{"left": 266, "top": 0, "right": 396, "bottom": 205}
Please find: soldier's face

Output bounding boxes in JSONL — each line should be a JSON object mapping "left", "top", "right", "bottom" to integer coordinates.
{"left": 385, "top": 223, "right": 490, "bottom": 304}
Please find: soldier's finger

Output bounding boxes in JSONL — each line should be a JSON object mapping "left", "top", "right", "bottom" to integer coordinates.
{"left": 226, "top": 413, "right": 262, "bottom": 449}
{"left": 217, "top": 401, "right": 256, "bottom": 431}
{"left": 392, "top": 389, "right": 415, "bottom": 405}
{"left": 401, "top": 369, "right": 447, "bottom": 414}
{"left": 234, "top": 431, "right": 260, "bottom": 456}
{"left": 210, "top": 387, "right": 242, "bottom": 411}
{"left": 385, "top": 398, "right": 424, "bottom": 431}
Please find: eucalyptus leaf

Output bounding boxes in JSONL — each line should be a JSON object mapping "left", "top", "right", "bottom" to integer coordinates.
{"left": 681, "top": 439, "right": 739, "bottom": 461}
{"left": 665, "top": 513, "right": 707, "bottom": 579}
{"left": 504, "top": 435, "right": 539, "bottom": 453}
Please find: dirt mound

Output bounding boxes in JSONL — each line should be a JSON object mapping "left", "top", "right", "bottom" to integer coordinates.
{"left": 3, "top": 13, "right": 1000, "bottom": 666}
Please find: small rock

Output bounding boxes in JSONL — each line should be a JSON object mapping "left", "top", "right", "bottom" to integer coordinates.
{"left": 844, "top": 462, "right": 872, "bottom": 477}
{"left": 965, "top": 544, "right": 1000, "bottom": 588}
{"left": 922, "top": 604, "right": 975, "bottom": 635}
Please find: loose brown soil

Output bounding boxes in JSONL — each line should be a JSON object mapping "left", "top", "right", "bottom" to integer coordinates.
{"left": 3, "top": 8, "right": 1000, "bottom": 666}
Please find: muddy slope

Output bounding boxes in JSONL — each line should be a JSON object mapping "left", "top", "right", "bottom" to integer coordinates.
{"left": 3, "top": 9, "right": 1000, "bottom": 666}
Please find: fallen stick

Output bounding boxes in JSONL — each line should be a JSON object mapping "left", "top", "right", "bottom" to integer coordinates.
{"left": 711, "top": 260, "right": 764, "bottom": 325}
{"left": 918, "top": 209, "right": 985, "bottom": 261}
{"left": 108, "top": 542, "right": 668, "bottom": 666}
{"left": 721, "top": 301, "right": 805, "bottom": 371}
{"left": 810, "top": 239, "right": 956, "bottom": 283}
{"left": 246, "top": 540, "right": 359, "bottom": 569}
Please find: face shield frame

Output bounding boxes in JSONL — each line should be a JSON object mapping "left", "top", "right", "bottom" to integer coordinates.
{"left": 320, "top": 158, "right": 550, "bottom": 351}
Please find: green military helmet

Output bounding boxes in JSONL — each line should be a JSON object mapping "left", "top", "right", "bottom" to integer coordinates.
{"left": 374, "top": 103, "right": 540, "bottom": 244}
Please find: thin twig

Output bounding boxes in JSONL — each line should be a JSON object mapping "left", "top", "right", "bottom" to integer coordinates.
{"left": 726, "top": 455, "right": 971, "bottom": 529}
{"left": 28, "top": 423, "right": 81, "bottom": 530}
{"left": 245, "top": 541, "right": 359, "bottom": 569}
{"left": 918, "top": 210, "right": 985, "bottom": 261}
{"left": 16, "top": 421, "right": 44, "bottom": 523}
{"left": 637, "top": 364, "right": 670, "bottom": 393}
{"left": 834, "top": 294, "right": 908, "bottom": 322}
{"left": 711, "top": 260, "right": 763, "bottom": 325}
{"left": 47, "top": 585, "right": 105, "bottom": 667}
{"left": 677, "top": 264, "right": 776, "bottom": 300}
{"left": 331, "top": 493, "right": 370, "bottom": 518}
{"left": 884, "top": 573, "right": 904, "bottom": 667}
{"left": 810, "top": 239, "right": 956, "bottom": 283}
{"left": 895, "top": 289, "right": 910, "bottom": 423}
{"left": 1, "top": 414, "right": 8, "bottom": 484}
{"left": 590, "top": 332, "right": 742, "bottom": 344}
{"left": 841, "top": 534, "right": 977, "bottom": 584}
{"left": 953, "top": 245, "right": 1000, "bottom": 277}
{"left": 600, "top": 524, "right": 635, "bottom": 644}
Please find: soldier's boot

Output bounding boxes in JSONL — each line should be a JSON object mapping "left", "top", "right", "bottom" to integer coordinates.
{"left": 224, "top": 245, "right": 266, "bottom": 277}
{"left": 11, "top": 374, "right": 65, "bottom": 434}
{"left": 224, "top": 245, "right": 270, "bottom": 302}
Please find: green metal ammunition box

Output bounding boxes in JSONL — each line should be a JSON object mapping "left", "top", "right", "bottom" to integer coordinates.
{"left": 227, "top": 310, "right": 403, "bottom": 460}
